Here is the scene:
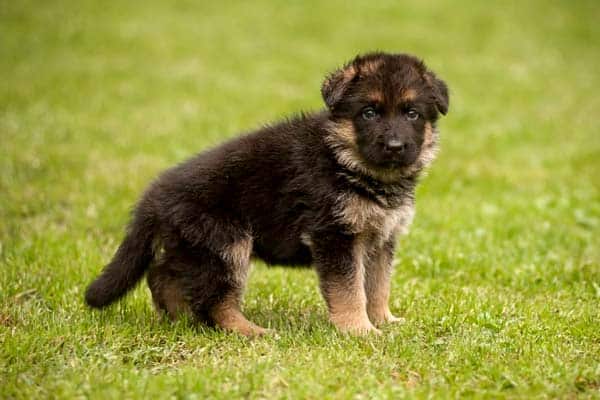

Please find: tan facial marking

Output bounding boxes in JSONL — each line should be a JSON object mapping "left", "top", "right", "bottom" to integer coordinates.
{"left": 329, "top": 119, "right": 356, "bottom": 146}
{"left": 401, "top": 88, "right": 417, "bottom": 102}
{"left": 415, "top": 122, "right": 439, "bottom": 171}
{"left": 423, "top": 121, "right": 434, "bottom": 147}
{"left": 324, "top": 119, "right": 434, "bottom": 183}
{"left": 367, "top": 91, "right": 384, "bottom": 104}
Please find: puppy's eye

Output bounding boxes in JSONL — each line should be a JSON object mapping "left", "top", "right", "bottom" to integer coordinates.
{"left": 406, "top": 109, "right": 420, "bottom": 121}
{"left": 362, "top": 107, "right": 378, "bottom": 120}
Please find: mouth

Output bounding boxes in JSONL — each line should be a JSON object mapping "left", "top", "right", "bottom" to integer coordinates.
{"left": 382, "top": 159, "right": 416, "bottom": 169}
{"left": 357, "top": 144, "right": 420, "bottom": 170}
{"left": 359, "top": 153, "right": 418, "bottom": 172}
{"left": 378, "top": 149, "right": 420, "bottom": 169}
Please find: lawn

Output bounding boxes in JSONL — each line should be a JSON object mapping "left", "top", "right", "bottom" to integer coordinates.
{"left": 1, "top": 0, "right": 599, "bottom": 398}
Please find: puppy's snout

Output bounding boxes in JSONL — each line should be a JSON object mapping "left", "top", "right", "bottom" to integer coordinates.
{"left": 385, "top": 139, "right": 407, "bottom": 153}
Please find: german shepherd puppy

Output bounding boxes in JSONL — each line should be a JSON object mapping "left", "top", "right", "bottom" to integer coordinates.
{"left": 85, "top": 52, "right": 449, "bottom": 336}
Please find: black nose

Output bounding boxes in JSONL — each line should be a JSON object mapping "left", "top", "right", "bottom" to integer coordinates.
{"left": 385, "top": 139, "right": 407, "bottom": 153}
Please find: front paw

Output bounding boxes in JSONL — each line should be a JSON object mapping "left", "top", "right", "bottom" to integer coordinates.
{"left": 338, "top": 321, "right": 382, "bottom": 336}
{"left": 330, "top": 314, "right": 382, "bottom": 335}
{"left": 369, "top": 308, "right": 405, "bottom": 326}
{"left": 384, "top": 314, "right": 405, "bottom": 324}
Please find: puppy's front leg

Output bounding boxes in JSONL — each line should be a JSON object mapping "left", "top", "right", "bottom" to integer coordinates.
{"left": 364, "top": 238, "right": 404, "bottom": 326}
{"left": 311, "top": 232, "right": 380, "bottom": 335}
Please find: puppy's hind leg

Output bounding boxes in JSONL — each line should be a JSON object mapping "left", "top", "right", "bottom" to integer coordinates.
{"left": 209, "top": 292, "right": 269, "bottom": 337}
{"left": 147, "top": 258, "right": 192, "bottom": 321}
{"left": 188, "top": 234, "right": 268, "bottom": 337}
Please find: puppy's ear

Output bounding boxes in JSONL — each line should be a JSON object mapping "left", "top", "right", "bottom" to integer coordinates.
{"left": 425, "top": 72, "right": 449, "bottom": 115}
{"left": 321, "top": 62, "right": 357, "bottom": 110}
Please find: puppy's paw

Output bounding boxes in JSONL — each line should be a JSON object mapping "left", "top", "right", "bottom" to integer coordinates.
{"left": 341, "top": 324, "right": 382, "bottom": 336}
{"left": 369, "top": 309, "right": 405, "bottom": 326}
{"left": 332, "top": 318, "right": 381, "bottom": 336}
{"left": 248, "top": 325, "right": 273, "bottom": 337}
{"left": 384, "top": 314, "right": 406, "bottom": 324}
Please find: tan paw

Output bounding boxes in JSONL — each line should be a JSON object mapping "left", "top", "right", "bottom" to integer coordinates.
{"left": 332, "top": 317, "right": 382, "bottom": 336}
{"left": 369, "top": 309, "right": 405, "bottom": 326}
{"left": 385, "top": 314, "right": 405, "bottom": 324}
{"left": 226, "top": 319, "right": 278, "bottom": 337}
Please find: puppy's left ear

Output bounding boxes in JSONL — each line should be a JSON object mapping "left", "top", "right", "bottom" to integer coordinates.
{"left": 321, "top": 62, "right": 357, "bottom": 110}
{"left": 425, "top": 72, "right": 449, "bottom": 115}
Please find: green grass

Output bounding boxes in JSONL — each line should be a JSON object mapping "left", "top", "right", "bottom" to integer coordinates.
{"left": 1, "top": 0, "right": 599, "bottom": 398}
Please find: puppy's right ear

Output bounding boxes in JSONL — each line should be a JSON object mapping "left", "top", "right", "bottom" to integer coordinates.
{"left": 321, "top": 62, "right": 357, "bottom": 110}
{"left": 424, "top": 71, "right": 449, "bottom": 116}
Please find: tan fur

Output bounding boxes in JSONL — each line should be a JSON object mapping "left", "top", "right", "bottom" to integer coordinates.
{"left": 221, "top": 234, "right": 253, "bottom": 284}
{"left": 334, "top": 193, "right": 415, "bottom": 241}
{"left": 334, "top": 193, "right": 388, "bottom": 234}
{"left": 300, "top": 232, "right": 313, "bottom": 248}
{"left": 323, "top": 119, "right": 438, "bottom": 184}
{"left": 394, "top": 202, "right": 416, "bottom": 236}
{"left": 209, "top": 295, "right": 268, "bottom": 336}
{"left": 401, "top": 88, "right": 417, "bottom": 102}
{"left": 322, "top": 113, "right": 431, "bottom": 331}
{"left": 162, "top": 282, "right": 191, "bottom": 320}
{"left": 360, "top": 58, "right": 383, "bottom": 74}
{"left": 423, "top": 121, "right": 434, "bottom": 147}
{"left": 328, "top": 119, "right": 356, "bottom": 146}
{"left": 213, "top": 239, "right": 268, "bottom": 337}
{"left": 380, "top": 202, "right": 415, "bottom": 239}
{"left": 333, "top": 196, "right": 413, "bottom": 326}
{"left": 322, "top": 240, "right": 378, "bottom": 334}
{"left": 151, "top": 280, "right": 191, "bottom": 321}
{"left": 322, "top": 119, "right": 398, "bottom": 181}
{"left": 368, "top": 91, "right": 384, "bottom": 104}
{"left": 342, "top": 65, "right": 357, "bottom": 80}
{"left": 327, "top": 284, "right": 376, "bottom": 334}
{"left": 364, "top": 248, "right": 404, "bottom": 326}
{"left": 413, "top": 122, "right": 439, "bottom": 173}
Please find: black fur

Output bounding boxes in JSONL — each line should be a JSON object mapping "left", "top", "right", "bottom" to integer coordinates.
{"left": 85, "top": 52, "right": 449, "bottom": 334}
{"left": 85, "top": 203, "right": 155, "bottom": 307}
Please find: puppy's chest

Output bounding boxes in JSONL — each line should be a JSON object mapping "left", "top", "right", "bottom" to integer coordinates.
{"left": 333, "top": 192, "right": 415, "bottom": 242}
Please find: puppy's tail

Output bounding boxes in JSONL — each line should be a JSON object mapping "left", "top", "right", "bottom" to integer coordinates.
{"left": 85, "top": 205, "right": 156, "bottom": 308}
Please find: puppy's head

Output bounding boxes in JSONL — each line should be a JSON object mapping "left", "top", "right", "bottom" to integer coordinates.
{"left": 322, "top": 52, "right": 449, "bottom": 172}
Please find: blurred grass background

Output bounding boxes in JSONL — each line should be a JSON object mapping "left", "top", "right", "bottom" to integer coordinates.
{"left": 1, "top": 0, "right": 599, "bottom": 398}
